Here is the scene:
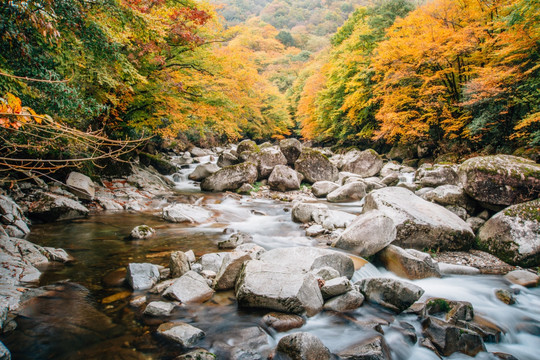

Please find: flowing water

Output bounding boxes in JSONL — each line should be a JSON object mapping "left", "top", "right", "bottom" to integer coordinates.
{"left": 1, "top": 160, "right": 539, "bottom": 359}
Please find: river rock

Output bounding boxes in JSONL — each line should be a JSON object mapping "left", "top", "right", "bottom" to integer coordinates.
{"left": 143, "top": 301, "right": 175, "bottom": 317}
{"left": 212, "top": 326, "right": 272, "bottom": 360}
{"left": 504, "top": 269, "right": 539, "bottom": 287}
{"left": 363, "top": 187, "right": 474, "bottom": 251}
{"left": 274, "top": 332, "right": 331, "bottom": 360}
{"left": 199, "top": 252, "right": 228, "bottom": 273}
{"left": 421, "top": 185, "right": 476, "bottom": 213}
{"left": 236, "top": 139, "right": 259, "bottom": 155}
{"left": 326, "top": 182, "right": 367, "bottom": 203}
{"left": 176, "top": 349, "right": 216, "bottom": 360}
{"left": 295, "top": 148, "right": 338, "bottom": 184}
{"left": 291, "top": 202, "right": 328, "bottom": 223}
{"left": 495, "top": 289, "right": 515, "bottom": 305}
{"left": 157, "top": 322, "right": 205, "bottom": 347}
{"left": 65, "top": 172, "right": 95, "bottom": 200}
{"left": 126, "top": 263, "right": 160, "bottom": 290}
{"left": 438, "top": 263, "right": 481, "bottom": 275}
{"left": 334, "top": 210, "right": 396, "bottom": 257}
{"left": 130, "top": 225, "right": 155, "bottom": 239}
{"left": 311, "top": 266, "right": 340, "bottom": 281}
{"left": 163, "top": 271, "right": 214, "bottom": 303}
{"left": 477, "top": 199, "right": 540, "bottom": 267}
{"left": 139, "top": 152, "right": 177, "bottom": 175}
{"left": 268, "top": 165, "right": 301, "bottom": 191}
{"left": 190, "top": 146, "right": 214, "bottom": 157}
{"left": 188, "top": 163, "right": 220, "bottom": 181}
{"left": 217, "top": 151, "right": 238, "bottom": 167}
{"left": 258, "top": 247, "right": 354, "bottom": 279}
{"left": 26, "top": 192, "right": 89, "bottom": 222}
{"left": 258, "top": 147, "right": 288, "bottom": 179}
{"left": 235, "top": 260, "right": 324, "bottom": 316}
{"left": 218, "top": 232, "right": 252, "bottom": 249}
{"left": 377, "top": 245, "right": 441, "bottom": 280}
{"left": 467, "top": 217, "right": 486, "bottom": 232}
{"left": 323, "top": 289, "right": 364, "bottom": 312}
{"left": 338, "top": 335, "right": 391, "bottom": 360}
{"left": 311, "top": 181, "right": 340, "bottom": 198}
{"left": 339, "top": 149, "right": 384, "bottom": 178}
{"left": 280, "top": 138, "right": 303, "bottom": 165}
{"left": 459, "top": 155, "right": 540, "bottom": 207}
{"left": 320, "top": 276, "right": 352, "bottom": 299}
{"left": 416, "top": 164, "right": 459, "bottom": 187}
{"left": 356, "top": 277, "right": 424, "bottom": 313}
{"left": 422, "top": 316, "right": 485, "bottom": 357}
{"left": 170, "top": 251, "right": 191, "bottom": 278}
{"left": 201, "top": 162, "right": 258, "bottom": 192}
{"left": 213, "top": 251, "right": 252, "bottom": 290}
{"left": 0, "top": 341, "right": 10, "bottom": 360}
{"left": 162, "top": 203, "right": 212, "bottom": 223}
{"left": 262, "top": 312, "right": 305, "bottom": 332}
{"left": 306, "top": 224, "right": 325, "bottom": 237}
{"left": 41, "top": 247, "right": 73, "bottom": 263}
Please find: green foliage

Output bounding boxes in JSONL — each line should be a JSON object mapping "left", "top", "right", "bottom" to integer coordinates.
{"left": 276, "top": 30, "right": 296, "bottom": 47}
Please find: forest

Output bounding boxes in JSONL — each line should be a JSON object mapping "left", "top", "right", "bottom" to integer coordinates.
{"left": 0, "top": 0, "right": 539, "bottom": 178}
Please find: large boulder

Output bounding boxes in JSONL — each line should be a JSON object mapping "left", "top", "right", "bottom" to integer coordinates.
{"left": 26, "top": 192, "right": 89, "bottom": 222}
{"left": 356, "top": 277, "right": 424, "bottom": 313}
{"left": 291, "top": 202, "right": 328, "bottom": 223}
{"left": 235, "top": 260, "right": 324, "bottom": 316}
{"left": 421, "top": 185, "right": 476, "bottom": 213}
{"left": 326, "top": 182, "right": 367, "bottom": 203}
{"left": 280, "top": 138, "right": 303, "bottom": 166}
{"left": 377, "top": 245, "right": 441, "bottom": 279}
{"left": 213, "top": 251, "right": 252, "bottom": 290}
{"left": 458, "top": 155, "right": 540, "bottom": 206}
{"left": 323, "top": 289, "right": 365, "bottom": 312}
{"left": 338, "top": 335, "right": 391, "bottom": 360}
{"left": 334, "top": 210, "right": 396, "bottom": 257}
{"left": 416, "top": 164, "right": 459, "bottom": 187}
{"left": 311, "top": 181, "right": 340, "bottom": 198}
{"left": 268, "top": 165, "right": 301, "bottom": 192}
{"left": 258, "top": 147, "right": 288, "bottom": 179}
{"left": 201, "top": 162, "right": 258, "bottom": 192}
{"left": 295, "top": 149, "right": 338, "bottom": 184}
{"left": 126, "top": 263, "right": 160, "bottom": 290}
{"left": 477, "top": 199, "right": 540, "bottom": 267}
{"left": 139, "top": 152, "right": 177, "bottom": 175}
{"left": 163, "top": 271, "right": 214, "bottom": 303}
{"left": 188, "top": 163, "right": 220, "bottom": 181}
{"left": 170, "top": 251, "right": 191, "bottom": 278}
{"left": 274, "top": 332, "right": 331, "bottom": 360}
{"left": 311, "top": 208, "right": 357, "bottom": 230}
{"left": 162, "top": 203, "right": 212, "bottom": 223}
{"left": 339, "top": 149, "right": 384, "bottom": 177}
{"left": 363, "top": 187, "right": 474, "bottom": 251}
{"left": 422, "top": 316, "right": 485, "bottom": 357}
{"left": 66, "top": 172, "right": 95, "bottom": 200}
{"left": 217, "top": 151, "right": 238, "bottom": 167}
{"left": 157, "top": 322, "right": 205, "bottom": 347}
{"left": 236, "top": 139, "right": 259, "bottom": 155}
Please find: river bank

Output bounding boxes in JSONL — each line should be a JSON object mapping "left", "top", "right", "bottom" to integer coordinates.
{"left": 0, "top": 139, "right": 539, "bottom": 359}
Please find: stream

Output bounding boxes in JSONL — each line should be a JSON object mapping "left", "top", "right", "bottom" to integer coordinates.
{"left": 1, "top": 160, "right": 539, "bottom": 360}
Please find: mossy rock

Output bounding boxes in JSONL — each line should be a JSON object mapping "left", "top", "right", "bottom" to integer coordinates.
{"left": 294, "top": 148, "right": 338, "bottom": 183}
{"left": 139, "top": 152, "right": 177, "bottom": 175}
{"left": 237, "top": 140, "right": 259, "bottom": 155}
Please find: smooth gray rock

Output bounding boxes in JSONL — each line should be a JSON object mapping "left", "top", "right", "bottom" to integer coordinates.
{"left": 217, "top": 151, "right": 238, "bottom": 167}
{"left": 320, "top": 276, "right": 352, "bottom": 299}
{"left": 144, "top": 301, "right": 175, "bottom": 317}
{"left": 338, "top": 335, "right": 391, "bottom": 360}
{"left": 130, "top": 225, "right": 155, "bottom": 239}
{"left": 201, "top": 162, "right": 258, "bottom": 192}
{"left": 218, "top": 232, "right": 252, "bottom": 249}
{"left": 188, "top": 163, "right": 220, "bottom": 181}
{"left": 262, "top": 312, "right": 305, "bottom": 332}
{"left": 199, "top": 252, "right": 228, "bottom": 273}
{"left": 323, "top": 289, "right": 364, "bottom": 312}
{"left": 162, "top": 203, "right": 212, "bottom": 223}
{"left": 163, "top": 271, "right": 214, "bottom": 303}
{"left": 291, "top": 202, "right": 328, "bottom": 223}
{"left": 339, "top": 149, "right": 383, "bottom": 178}
{"left": 280, "top": 138, "right": 303, "bottom": 166}
{"left": 478, "top": 199, "right": 540, "bottom": 267}
{"left": 311, "top": 266, "right": 340, "bottom": 281}
{"left": 26, "top": 192, "right": 89, "bottom": 222}
{"left": 275, "top": 332, "right": 331, "bottom": 360}
{"left": 306, "top": 224, "right": 325, "bottom": 237}
{"left": 295, "top": 148, "right": 338, "bottom": 184}
{"left": 126, "top": 263, "right": 160, "bottom": 290}
{"left": 157, "top": 322, "right": 205, "bottom": 347}
{"left": 311, "top": 181, "right": 340, "bottom": 198}
{"left": 417, "top": 164, "right": 459, "bottom": 187}
{"left": 66, "top": 171, "right": 95, "bottom": 200}
{"left": 504, "top": 269, "right": 539, "bottom": 287}
{"left": 41, "top": 247, "right": 73, "bottom": 263}
{"left": 327, "top": 182, "right": 367, "bottom": 203}
{"left": 421, "top": 185, "right": 476, "bottom": 213}
{"left": 268, "top": 165, "right": 301, "bottom": 191}
{"left": 170, "top": 251, "right": 191, "bottom": 278}
{"left": 438, "top": 263, "right": 481, "bottom": 275}
{"left": 377, "top": 245, "right": 441, "bottom": 280}
{"left": 334, "top": 210, "right": 396, "bottom": 257}
{"left": 212, "top": 326, "right": 272, "bottom": 360}
{"left": 363, "top": 187, "right": 474, "bottom": 251}
{"left": 213, "top": 251, "right": 252, "bottom": 290}
{"left": 258, "top": 147, "right": 288, "bottom": 179}
{"left": 312, "top": 208, "right": 356, "bottom": 230}
{"left": 357, "top": 277, "right": 424, "bottom": 313}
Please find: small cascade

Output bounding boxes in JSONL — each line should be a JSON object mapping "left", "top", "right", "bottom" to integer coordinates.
{"left": 351, "top": 261, "right": 382, "bottom": 282}
{"left": 398, "top": 171, "right": 415, "bottom": 184}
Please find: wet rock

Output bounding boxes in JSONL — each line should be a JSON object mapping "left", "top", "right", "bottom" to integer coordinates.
{"left": 422, "top": 316, "right": 485, "bottom": 357}
{"left": 237, "top": 183, "right": 254, "bottom": 194}
{"left": 320, "top": 276, "right": 352, "bottom": 299}
{"left": 176, "top": 349, "right": 216, "bottom": 360}
{"left": 41, "top": 247, "right": 73, "bottom": 263}
{"left": 504, "top": 269, "right": 539, "bottom": 287}
{"left": 217, "top": 151, "right": 238, "bottom": 167}
{"left": 213, "top": 251, "right": 252, "bottom": 290}
{"left": 26, "top": 192, "right": 89, "bottom": 222}
{"left": 126, "top": 263, "right": 160, "bottom": 290}
{"left": 423, "top": 298, "right": 474, "bottom": 323}
{"left": 139, "top": 152, "right": 177, "bottom": 175}
{"left": 459, "top": 155, "right": 540, "bottom": 207}
{"left": 130, "top": 225, "right": 155, "bottom": 239}
{"left": 268, "top": 165, "right": 301, "bottom": 191}
{"left": 306, "top": 224, "right": 325, "bottom": 237}
{"left": 377, "top": 245, "right": 441, "bottom": 280}
{"left": 201, "top": 162, "right": 258, "bottom": 192}
{"left": 477, "top": 199, "right": 540, "bottom": 267}
{"left": 494, "top": 289, "right": 515, "bottom": 305}
{"left": 339, "top": 149, "right": 384, "bottom": 178}
{"left": 0, "top": 341, "right": 10, "bottom": 360}
{"left": 143, "top": 301, "right": 175, "bottom": 317}
{"left": 212, "top": 326, "right": 271, "bottom": 360}
{"left": 190, "top": 147, "right": 215, "bottom": 157}
{"left": 357, "top": 277, "right": 424, "bottom": 313}
{"left": 334, "top": 210, "right": 396, "bottom": 257}
{"left": 157, "top": 322, "right": 205, "bottom": 347}
{"left": 163, "top": 271, "right": 214, "bottom": 303}
{"left": 274, "top": 332, "right": 331, "bottom": 360}
{"left": 199, "top": 252, "right": 228, "bottom": 273}
{"left": 235, "top": 243, "right": 266, "bottom": 258}
{"left": 338, "top": 334, "right": 391, "bottom": 360}
{"left": 258, "top": 147, "right": 288, "bottom": 179}
{"left": 363, "top": 187, "right": 474, "bottom": 251}
{"left": 280, "top": 138, "right": 303, "bottom": 166}
{"left": 311, "top": 181, "right": 340, "bottom": 198}
{"left": 291, "top": 202, "right": 328, "bottom": 223}
{"left": 218, "top": 232, "right": 252, "bottom": 249}
{"left": 66, "top": 172, "right": 95, "bottom": 200}
{"left": 323, "top": 289, "right": 364, "bottom": 312}
{"left": 162, "top": 203, "right": 212, "bottom": 223}
{"left": 295, "top": 148, "right": 338, "bottom": 184}
{"left": 492, "top": 352, "right": 519, "bottom": 360}
{"left": 416, "top": 164, "right": 459, "bottom": 187}
{"left": 236, "top": 139, "right": 259, "bottom": 155}
{"left": 381, "top": 173, "right": 399, "bottom": 187}
{"left": 188, "top": 163, "right": 220, "bottom": 181}
{"left": 312, "top": 208, "right": 356, "bottom": 231}
{"left": 236, "top": 260, "right": 323, "bottom": 316}
{"left": 327, "top": 182, "right": 367, "bottom": 203}
{"left": 170, "top": 251, "right": 191, "bottom": 278}
{"left": 262, "top": 312, "right": 305, "bottom": 332}
{"left": 437, "top": 263, "right": 481, "bottom": 275}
